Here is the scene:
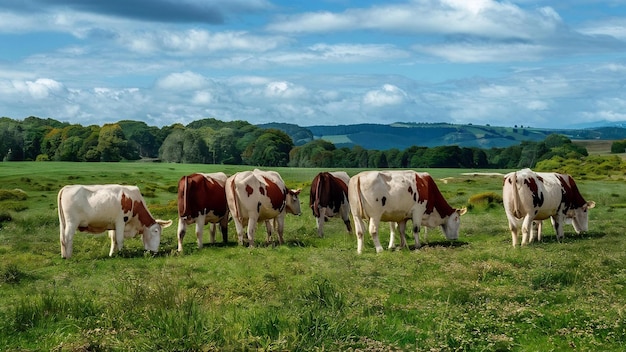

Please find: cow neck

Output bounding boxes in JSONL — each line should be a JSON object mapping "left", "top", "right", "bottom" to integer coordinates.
{"left": 262, "top": 176, "right": 286, "bottom": 211}
{"left": 121, "top": 193, "right": 156, "bottom": 227}
{"left": 417, "top": 174, "right": 455, "bottom": 217}
{"left": 557, "top": 174, "right": 588, "bottom": 208}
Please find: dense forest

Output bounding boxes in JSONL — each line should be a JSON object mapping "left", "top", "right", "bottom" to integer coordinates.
{"left": 0, "top": 116, "right": 600, "bottom": 169}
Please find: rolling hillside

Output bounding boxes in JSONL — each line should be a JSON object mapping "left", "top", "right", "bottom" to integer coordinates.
{"left": 260, "top": 122, "right": 626, "bottom": 150}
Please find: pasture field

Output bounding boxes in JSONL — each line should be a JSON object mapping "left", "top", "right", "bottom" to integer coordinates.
{"left": 1, "top": 162, "right": 625, "bottom": 351}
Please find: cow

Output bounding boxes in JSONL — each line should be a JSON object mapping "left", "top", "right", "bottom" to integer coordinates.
{"left": 309, "top": 171, "right": 352, "bottom": 237}
{"left": 57, "top": 184, "right": 172, "bottom": 259}
{"left": 502, "top": 168, "right": 596, "bottom": 246}
{"left": 177, "top": 172, "right": 229, "bottom": 252}
{"left": 348, "top": 170, "right": 467, "bottom": 254}
{"left": 226, "top": 169, "right": 301, "bottom": 247}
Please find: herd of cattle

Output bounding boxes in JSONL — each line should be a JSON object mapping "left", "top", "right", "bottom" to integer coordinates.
{"left": 56, "top": 168, "right": 595, "bottom": 258}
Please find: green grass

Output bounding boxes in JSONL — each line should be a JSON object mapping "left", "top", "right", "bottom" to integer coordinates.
{"left": 1, "top": 162, "right": 625, "bottom": 351}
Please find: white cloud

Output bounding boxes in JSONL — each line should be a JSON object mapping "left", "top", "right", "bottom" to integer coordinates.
{"left": 156, "top": 71, "right": 207, "bottom": 90}
{"left": 363, "top": 84, "right": 407, "bottom": 107}
{"left": 12, "top": 78, "right": 64, "bottom": 99}
{"left": 264, "top": 81, "right": 307, "bottom": 99}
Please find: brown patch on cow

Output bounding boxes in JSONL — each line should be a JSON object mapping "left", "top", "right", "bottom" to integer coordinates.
{"left": 245, "top": 184, "right": 254, "bottom": 197}
{"left": 557, "top": 174, "right": 587, "bottom": 209}
{"left": 523, "top": 178, "right": 545, "bottom": 208}
{"left": 177, "top": 173, "right": 228, "bottom": 219}
{"left": 121, "top": 193, "right": 133, "bottom": 213}
{"left": 309, "top": 172, "right": 348, "bottom": 218}
{"left": 133, "top": 200, "right": 156, "bottom": 227}
{"left": 415, "top": 173, "right": 454, "bottom": 216}
{"left": 263, "top": 176, "right": 286, "bottom": 211}
{"left": 259, "top": 186, "right": 265, "bottom": 196}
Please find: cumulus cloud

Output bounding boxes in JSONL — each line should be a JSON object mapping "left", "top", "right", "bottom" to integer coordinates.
{"left": 363, "top": 84, "right": 407, "bottom": 107}
{"left": 264, "top": 81, "right": 307, "bottom": 99}
{"left": 267, "top": 0, "right": 562, "bottom": 40}
{"left": 156, "top": 71, "right": 207, "bottom": 90}
{"left": 12, "top": 78, "right": 64, "bottom": 99}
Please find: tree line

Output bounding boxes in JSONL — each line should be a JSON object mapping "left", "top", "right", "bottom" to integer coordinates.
{"left": 1, "top": 116, "right": 592, "bottom": 169}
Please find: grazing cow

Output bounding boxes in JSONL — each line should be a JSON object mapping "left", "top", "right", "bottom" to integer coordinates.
{"left": 502, "top": 168, "right": 595, "bottom": 246}
{"left": 226, "top": 169, "right": 302, "bottom": 247}
{"left": 177, "top": 172, "right": 229, "bottom": 252}
{"left": 58, "top": 184, "right": 172, "bottom": 258}
{"left": 309, "top": 171, "right": 352, "bottom": 237}
{"left": 348, "top": 170, "right": 467, "bottom": 254}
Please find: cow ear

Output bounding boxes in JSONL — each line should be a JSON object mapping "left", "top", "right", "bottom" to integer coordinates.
{"left": 157, "top": 219, "right": 173, "bottom": 228}
{"left": 292, "top": 188, "right": 302, "bottom": 195}
{"left": 586, "top": 201, "right": 596, "bottom": 209}
{"left": 457, "top": 207, "right": 468, "bottom": 216}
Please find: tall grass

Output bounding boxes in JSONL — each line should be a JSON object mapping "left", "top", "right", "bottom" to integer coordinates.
{"left": 0, "top": 162, "right": 625, "bottom": 351}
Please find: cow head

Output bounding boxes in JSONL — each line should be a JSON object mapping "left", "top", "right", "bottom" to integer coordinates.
{"left": 568, "top": 201, "right": 596, "bottom": 234}
{"left": 440, "top": 207, "right": 467, "bottom": 240}
{"left": 141, "top": 219, "right": 173, "bottom": 252}
{"left": 286, "top": 189, "right": 302, "bottom": 215}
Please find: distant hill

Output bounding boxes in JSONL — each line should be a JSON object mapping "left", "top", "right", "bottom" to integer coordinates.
{"left": 259, "top": 123, "right": 626, "bottom": 150}
{"left": 258, "top": 122, "right": 626, "bottom": 150}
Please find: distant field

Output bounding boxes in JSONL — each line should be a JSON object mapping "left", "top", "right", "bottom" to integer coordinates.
{"left": 574, "top": 139, "right": 617, "bottom": 155}
{"left": 1, "top": 162, "right": 625, "bottom": 351}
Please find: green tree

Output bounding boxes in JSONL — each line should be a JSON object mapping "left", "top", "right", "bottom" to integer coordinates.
{"left": 242, "top": 129, "right": 293, "bottom": 166}
{"left": 97, "top": 124, "right": 136, "bottom": 162}
{"left": 159, "top": 128, "right": 184, "bottom": 163}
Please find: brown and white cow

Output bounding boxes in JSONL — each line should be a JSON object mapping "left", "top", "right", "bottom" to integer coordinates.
{"left": 57, "top": 184, "right": 172, "bottom": 258}
{"left": 226, "top": 169, "right": 301, "bottom": 247}
{"left": 502, "top": 168, "right": 595, "bottom": 246}
{"left": 348, "top": 170, "right": 467, "bottom": 254}
{"left": 177, "top": 172, "right": 229, "bottom": 252}
{"left": 309, "top": 171, "right": 351, "bottom": 237}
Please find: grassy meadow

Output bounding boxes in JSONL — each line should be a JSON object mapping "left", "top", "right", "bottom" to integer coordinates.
{"left": 1, "top": 162, "right": 625, "bottom": 351}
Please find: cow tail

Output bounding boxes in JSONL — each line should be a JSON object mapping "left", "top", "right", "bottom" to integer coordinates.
{"left": 182, "top": 175, "right": 188, "bottom": 216}
{"left": 313, "top": 175, "right": 322, "bottom": 218}
{"left": 511, "top": 171, "right": 522, "bottom": 218}
{"left": 355, "top": 176, "right": 366, "bottom": 218}
{"left": 57, "top": 187, "right": 65, "bottom": 236}
{"left": 229, "top": 177, "right": 240, "bottom": 220}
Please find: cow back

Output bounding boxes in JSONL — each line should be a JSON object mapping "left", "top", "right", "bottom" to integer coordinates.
{"left": 178, "top": 172, "right": 228, "bottom": 219}
{"left": 310, "top": 172, "right": 349, "bottom": 217}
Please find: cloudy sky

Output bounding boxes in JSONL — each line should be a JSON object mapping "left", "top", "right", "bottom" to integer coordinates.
{"left": 1, "top": 0, "right": 626, "bottom": 129}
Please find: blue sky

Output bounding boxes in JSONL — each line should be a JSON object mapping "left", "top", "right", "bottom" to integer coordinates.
{"left": 1, "top": 0, "right": 626, "bottom": 128}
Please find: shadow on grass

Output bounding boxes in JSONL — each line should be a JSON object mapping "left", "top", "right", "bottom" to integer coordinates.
{"left": 408, "top": 240, "right": 470, "bottom": 250}
{"left": 532, "top": 230, "right": 606, "bottom": 245}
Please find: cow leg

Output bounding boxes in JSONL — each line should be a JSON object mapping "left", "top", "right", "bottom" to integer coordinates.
{"left": 553, "top": 216, "right": 565, "bottom": 241}
{"left": 264, "top": 220, "right": 273, "bottom": 243}
{"left": 537, "top": 220, "right": 543, "bottom": 242}
{"left": 60, "top": 222, "right": 76, "bottom": 259}
{"left": 352, "top": 215, "right": 366, "bottom": 254}
{"left": 176, "top": 218, "right": 187, "bottom": 252}
{"left": 316, "top": 207, "right": 325, "bottom": 237}
{"left": 232, "top": 217, "right": 246, "bottom": 246}
{"left": 341, "top": 205, "right": 352, "bottom": 234}
{"left": 506, "top": 215, "right": 520, "bottom": 247}
{"left": 521, "top": 215, "right": 533, "bottom": 245}
{"left": 412, "top": 221, "right": 421, "bottom": 250}
{"left": 208, "top": 223, "right": 216, "bottom": 244}
{"left": 219, "top": 216, "right": 228, "bottom": 243}
{"left": 110, "top": 219, "right": 126, "bottom": 256}
{"left": 368, "top": 218, "right": 383, "bottom": 253}
{"left": 388, "top": 222, "right": 397, "bottom": 249}
{"left": 195, "top": 214, "right": 206, "bottom": 248}
{"left": 246, "top": 216, "right": 258, "bottom": 247}
{"left": 276, "top": 214, "right": 286, "bottom": 245}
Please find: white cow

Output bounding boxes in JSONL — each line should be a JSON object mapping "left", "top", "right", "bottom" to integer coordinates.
{"left": 348, "top": 170, "right": 467, "bottom": 254}
{"left": 57, "top": 184, "right": 172, "bottom": 258}
{"left": 226, "top": 169, "right": 301, "bottom": 247}
{"left": 502, "top": 168, "right": 595, "bottom": 246}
